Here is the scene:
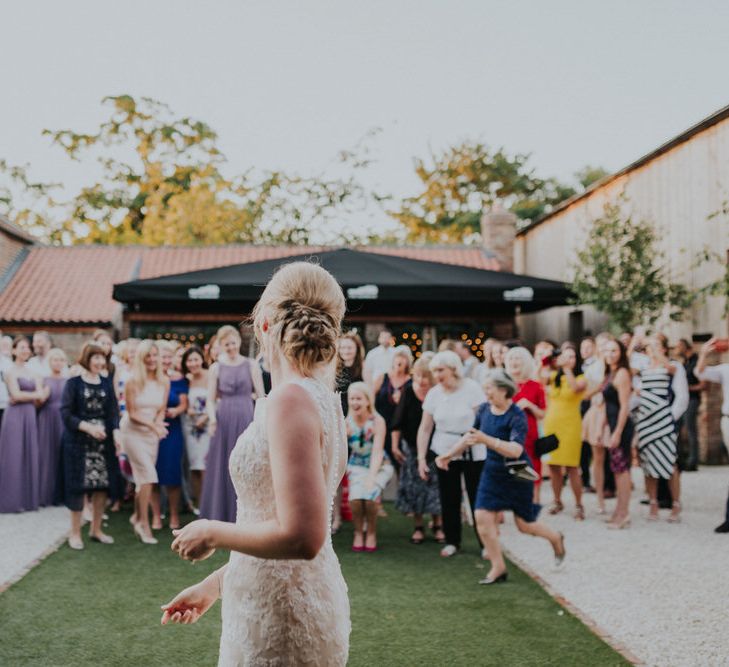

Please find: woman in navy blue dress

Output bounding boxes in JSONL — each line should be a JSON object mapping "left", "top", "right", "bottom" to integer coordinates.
{"left": 437, "top": 368, "right": 565, "bottom": 585}
{"left": 152, "top": 342, "right": 188, "bottom": 530}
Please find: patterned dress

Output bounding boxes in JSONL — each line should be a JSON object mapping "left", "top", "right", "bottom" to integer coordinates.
{"left": 219, "top": 378, "right": 350, "bottom": 666}
{"left": 59, "top": 376, "right": 119, "bottom": 511}
{"left": 346, "top": 414, "right": 394, "bottom": 501}
{"left": 636, "top": 367, "right": 677, "bottom": 479}
{"left": 391, "top": 384, "right": 441, "bottom": 515}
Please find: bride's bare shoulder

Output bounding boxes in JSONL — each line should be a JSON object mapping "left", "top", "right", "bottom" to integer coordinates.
{"left": 266, "top": 382, "right": 320, "bottom": 422}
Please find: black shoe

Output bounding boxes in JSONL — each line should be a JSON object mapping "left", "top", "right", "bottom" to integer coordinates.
{"left": 684, "top": 464, "right": 698, "bottom": 472}
{"left": 714, "top": 521, "right": 729, "bottom": 534}
{"left": 479, "top": 572, "right": 508, "bottom": 585}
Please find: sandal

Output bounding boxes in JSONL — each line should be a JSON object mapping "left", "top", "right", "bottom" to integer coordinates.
{"left": 647, "top": 500, "right": 659, "bottom": 521}
{"left": 410, "top": 526, "right": 425, "bottom": 545}
{"left": 667, "top": 501, "right": 682, "bottom": 523}
{"left": 432, "top": 523, "right": 446, "bottom": 544}
{"left": 548, "top": 501, "right": 564, "bottom": 515}
{"left": 574, "top": 505, "right": 585, "bottom": 521}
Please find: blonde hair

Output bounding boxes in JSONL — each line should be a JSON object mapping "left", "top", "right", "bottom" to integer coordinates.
{"left": 392, "top": 345, "right": 414, "bottom": 372}
{"left": 157, "top": 340, "right": 179, "bottom": 354}
{"left": 217, "top": 325, "right": 241, "bottom": 344}
{"left": 504, "top": 346, "right": 536, "bottom": 380}
{"left": 347, "top": 381, "right": 374, "bottom": 414}
{"left": 48, "top": 347, "right": 67, "bottom": 364}
{"left": 252, "top": 262, "right": 345, "bottom": 378}
{"left": 130, "top": 339, "right": 166, "bottom": 390}
{"left": 429, "top": 350, "right": 463, "bottom": 378}
{"left": 412, "top": 355, "right": 433, "bottom": 382}
{"left": 438, "top": 338, "right": 458, "bottom": 352}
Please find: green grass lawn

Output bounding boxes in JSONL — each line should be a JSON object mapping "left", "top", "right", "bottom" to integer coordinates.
{"left": 0, "top": 506, "right": 628, "bottom": 666}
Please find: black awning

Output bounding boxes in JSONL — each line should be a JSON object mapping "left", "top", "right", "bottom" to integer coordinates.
{"left": 113, "top": 248, "right": 571, "bottom": 313}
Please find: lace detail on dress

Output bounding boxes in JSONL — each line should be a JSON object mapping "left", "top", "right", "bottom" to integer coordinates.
{"left": 220, "top": 377, "right": 350, "bottom": 667}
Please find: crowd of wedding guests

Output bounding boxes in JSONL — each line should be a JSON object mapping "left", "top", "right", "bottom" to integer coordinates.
{"left": 334, "top": 327, "right": 729, "bottom": 584}
{"left": 1, "top": 324, "right": 728, "bottom": 574}
{"left": 0, "top": 327, "right": 265, "bottom": 550}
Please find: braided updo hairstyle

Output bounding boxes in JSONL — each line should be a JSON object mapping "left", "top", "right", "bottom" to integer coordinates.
{"left": 252, "top": 262, "right": 346, "bottom": 379}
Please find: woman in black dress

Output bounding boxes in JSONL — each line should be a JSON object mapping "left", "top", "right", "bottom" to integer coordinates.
{"left": 601, "top": 339, "right": 634, "bottom": 529}
{"left": 332, "top": 331, "right": 365, "bottom": 533}
{"left": 59, "top": 342, "right": 120, "bottom": 550}
{"left": 391, "top": 354, "right": 443, "bottom": 543}
{"left": 336, "top": 331, "right": 365, "bottom": 416}
{"left": 373, "top": 345, "right": 413, "bottom": 473}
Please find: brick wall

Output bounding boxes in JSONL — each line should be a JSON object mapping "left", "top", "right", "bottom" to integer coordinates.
{"left": 700, "top": 349, "right": 729, "bottom": 464}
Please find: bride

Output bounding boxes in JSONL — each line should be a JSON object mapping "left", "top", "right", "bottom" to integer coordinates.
{"left": 161, "top": 262, "right": 351, "bottom": 666}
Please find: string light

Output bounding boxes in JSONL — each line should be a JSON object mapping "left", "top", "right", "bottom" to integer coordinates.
{"left": 403, "top": 333, "right": 409, "bottom": 340}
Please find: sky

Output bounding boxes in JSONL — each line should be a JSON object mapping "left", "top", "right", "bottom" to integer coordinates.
{"left": 3, "top": 0, "right": 729, "bottom": 235}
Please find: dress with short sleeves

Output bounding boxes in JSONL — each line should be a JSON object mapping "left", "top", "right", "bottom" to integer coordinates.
{"left": 473, "top": 402, "right": 538, "bottom": 522}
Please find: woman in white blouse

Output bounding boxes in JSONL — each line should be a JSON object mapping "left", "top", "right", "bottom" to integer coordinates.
{"left": 417, "top": 350, "right": 486, "bottom": 557}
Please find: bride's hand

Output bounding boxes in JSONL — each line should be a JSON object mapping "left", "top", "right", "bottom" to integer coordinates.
{"left": 161, "top": 576, "right": 219, "bottom": 625}
{"left": 171, "top": 519, "right": 216, "bottom": 562}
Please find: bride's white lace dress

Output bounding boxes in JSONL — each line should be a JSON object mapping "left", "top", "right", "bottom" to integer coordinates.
{"left": 219, "top": 378, "right": 351, "bottom": 666}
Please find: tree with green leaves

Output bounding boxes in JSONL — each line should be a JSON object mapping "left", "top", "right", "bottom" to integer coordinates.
{"left": 570, "top": 201, "right": 694, "bottom": 331}
{"left": 388, "top": 141, "right": 576, "bottom": 244}
{"left": 1, "top": 95, "right": 378, "bottom": 246}
{"left": 574, "top": 165, "right": 609, "bottom": 190}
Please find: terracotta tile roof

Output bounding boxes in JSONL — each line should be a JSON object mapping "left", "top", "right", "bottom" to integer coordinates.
{"left": 0, "top": 244, "right": 499, "bottom": 325}
{"left": 0, "top": 214, "right": 37, "bottom": 245}
{"left": 365, "top": 246, "right": 499, "bottom": 270}
{"left": 138, "top": 246, "right": 325, "bottom": 279}
{"left": 0, "top": 246, "right": 140, "bottom": 325}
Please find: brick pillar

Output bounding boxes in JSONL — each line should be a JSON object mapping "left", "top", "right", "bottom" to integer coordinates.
{"left": 699, "top": 349, "right": 729, "bottom": 464}
{"left": 480, "top": 207, "right": 517, "bottom": 272}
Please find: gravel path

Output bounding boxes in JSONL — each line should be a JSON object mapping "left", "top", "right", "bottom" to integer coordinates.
{"left": 499, "top": 465, "right": 729, "bottom": 667}
{"left": 0, "top": 506, "right": 68, "bottom": 592}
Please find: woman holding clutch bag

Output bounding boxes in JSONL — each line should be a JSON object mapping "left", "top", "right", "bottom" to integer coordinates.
{"left": 436, "top": 369, "right": 565, "bottom": 585}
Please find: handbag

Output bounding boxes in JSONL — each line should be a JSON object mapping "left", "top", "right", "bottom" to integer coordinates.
{"left": 505, "top": 460, "right": 540, "bottom": 482}
{"left": 534, "top": 434, "right": 559, "bottom": 457}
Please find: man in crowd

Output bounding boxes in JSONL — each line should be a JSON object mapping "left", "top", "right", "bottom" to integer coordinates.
{"left": 696, "top": 337, "right": 729, "bottom": 533}
{"left": 26, "top": 330, "right": 53, "bottom": 377}
{"left": 363, "top": 329, "right": 395, "bottom": 386}
{"left": 675, "top": 338, "right": 704, "bottom": 471}
{"left": 455, "top": 340, "right": 480, "bottom": 380}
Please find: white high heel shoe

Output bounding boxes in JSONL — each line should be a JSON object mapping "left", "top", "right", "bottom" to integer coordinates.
{"left": 134, "top": 523, "right": 158, "bottom": 545}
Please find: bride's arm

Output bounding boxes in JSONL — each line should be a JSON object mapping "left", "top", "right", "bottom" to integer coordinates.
{"left": 172, "top": 383, "right": 328, "bottom": 562}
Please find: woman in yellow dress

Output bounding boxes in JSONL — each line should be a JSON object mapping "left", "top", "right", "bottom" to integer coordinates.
{"left": 541, "top": 343, "right": 587, "bottom": 520}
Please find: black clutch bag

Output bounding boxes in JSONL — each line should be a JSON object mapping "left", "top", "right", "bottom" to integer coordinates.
{"left": 534, "top": 434, "right": 559, "bottom": 457}
{"left": 505, "top": 460, "right": 540, "bottom": 482}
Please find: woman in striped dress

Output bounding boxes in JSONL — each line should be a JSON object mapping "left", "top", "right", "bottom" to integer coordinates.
{"left": 636, "top": 337, "right": 681, "bottom": 522}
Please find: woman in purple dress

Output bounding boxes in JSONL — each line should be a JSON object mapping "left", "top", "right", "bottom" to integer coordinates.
{"left": 0, "top": 336, "right": 48, "bottom": 513}
{"left": 200, "top": 325, "right": 265, "bottom": 522}
{"left": 37, "top": 348, "right": 68, "bottom": 506}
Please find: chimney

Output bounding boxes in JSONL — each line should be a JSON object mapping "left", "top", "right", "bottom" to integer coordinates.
{"left": 480, "top": 206, "right": 517, "bottom": 272}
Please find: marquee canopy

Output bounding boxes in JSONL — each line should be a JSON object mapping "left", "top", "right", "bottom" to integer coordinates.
{"left": 113, "top": 248, "right": 571, "bottom": 316}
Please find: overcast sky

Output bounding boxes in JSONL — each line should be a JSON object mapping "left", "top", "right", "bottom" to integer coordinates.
{"left": 3, "top": 0, "right": 729, "bottom": 233}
